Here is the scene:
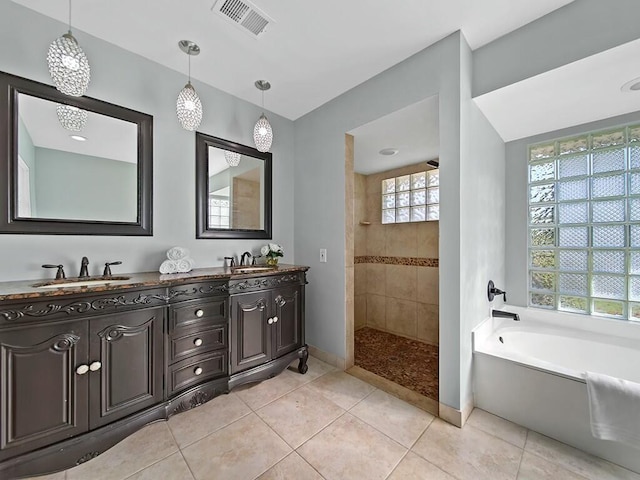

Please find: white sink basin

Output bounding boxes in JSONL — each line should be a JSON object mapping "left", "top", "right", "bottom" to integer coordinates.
{"left": 231, "top": 266, "right": 277, "bottom": 274}
{"left": 33, "top": 276, "right": 131, "bottom": 289}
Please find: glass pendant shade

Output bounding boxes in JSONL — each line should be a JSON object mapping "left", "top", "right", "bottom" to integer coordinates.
{"left": 176, "top": 82, "right": 202, "bottom": 131}
{"left": 56, "top": 104, "right": 87, "bottom": 131}
{"left": 224, "top": 150, "right": 241, "bottom": 167}
{"left": 253, "top": 114, "right": 273, "bottom": 153}
{"left": 47, "top": 32, "right": 91, "bottom": 97}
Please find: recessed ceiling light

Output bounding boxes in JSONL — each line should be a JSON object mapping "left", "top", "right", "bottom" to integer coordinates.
{"left": 379, "top": 148, "right": 399, "bottom": 156}
{"left": 70, "top": 135, "right": 87, "bottom": 141}
{"left": 621, "top": 77, "right": 640, "bottom": 92}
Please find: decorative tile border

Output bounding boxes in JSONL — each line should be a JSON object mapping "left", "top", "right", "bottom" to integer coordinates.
{"left": 354, "top": 256, "right": 438, "bottom": 267}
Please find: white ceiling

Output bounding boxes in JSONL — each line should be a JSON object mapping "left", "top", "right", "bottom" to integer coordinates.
{"left": 350, "top": 96, "right": 439, "bottom": 175}
{"left": 474, "top": 38, "right": 640, "bottom": 142}
{"left": 19, "top": 93, "right": 137, "bottom": 163}
{"left": 13, "top": 0, "right": 574, "bottom": 120}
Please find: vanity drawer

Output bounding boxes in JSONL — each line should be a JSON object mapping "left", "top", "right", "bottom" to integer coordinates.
{"left": 168, "top": 351, "right": 227, "bottom": 396}
{"left": 169, "top": 325, "right": 227, "bottom": 363}
{"left": 169, "top": 298, "right": 227, "bottom": 332}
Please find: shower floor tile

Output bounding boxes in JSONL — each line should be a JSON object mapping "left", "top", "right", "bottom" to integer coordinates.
{"left": 354, "top": 327, "right": 438, "bottom": 401}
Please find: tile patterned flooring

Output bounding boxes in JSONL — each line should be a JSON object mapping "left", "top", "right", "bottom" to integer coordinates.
{"left": 28, "top": 357, "right": 640, "bottom": 480}
{"left": 355, "top": 327, "right": 438, "bottom": 400}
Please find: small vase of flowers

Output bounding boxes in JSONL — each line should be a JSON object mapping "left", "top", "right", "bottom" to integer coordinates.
{"left": 261, "top": 243, "right": 284, "bottom": 266}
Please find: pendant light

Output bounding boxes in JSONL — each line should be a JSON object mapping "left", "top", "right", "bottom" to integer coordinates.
{"left": 56, "top": 104, "right": 87, "bottom": 131}
{"left": 224, "top": 150, "right": 241, "bottom": 167}
{"left": 176, "top": 40, "right": 203, "bottom": 131}
{"left": 253, "top": 80, "right": 273, "bottom": 153}
{"left": 47, "top": 0, "right": 91, "bottom": 97}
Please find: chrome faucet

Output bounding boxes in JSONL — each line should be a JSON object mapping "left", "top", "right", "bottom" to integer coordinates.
{"left": 492, "top": 310, "right": 520, "bottom": 322}
{"left": 79, "top": 256, "right": 90, "bottom": 278}
{"left": 240, "top": 251, "right": 253, "bottom": 266}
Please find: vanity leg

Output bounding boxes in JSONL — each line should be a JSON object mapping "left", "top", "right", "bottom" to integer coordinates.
{"left": 297, "top": 345, "right": 309, "bottom": 374}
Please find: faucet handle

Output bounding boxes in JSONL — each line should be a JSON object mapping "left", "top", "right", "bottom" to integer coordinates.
{"left": 252, "top": 255, "right": 262, "bottom": 265}
{"left": 487, "top": 280, "right": 507, "bottom": 302}
{"left": 103, "top": 261, "right": 122, "bottom": 277}
{"left": 224, "top": 256, "right": 236, "bottom": 268}
{"left": 42, "top": 264, "right": 66, "bottom": 280}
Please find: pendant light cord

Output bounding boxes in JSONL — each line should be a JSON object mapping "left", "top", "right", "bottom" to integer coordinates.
{"left": 68, "top": 0, "right": 72, "bottom": 32}
{"left": 188, "top": 48, "right": 192, "bottom": 84}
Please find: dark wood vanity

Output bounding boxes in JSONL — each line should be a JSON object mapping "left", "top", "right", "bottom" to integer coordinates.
{"left": 0, "top": 265, "right": 308, "bottom": 479}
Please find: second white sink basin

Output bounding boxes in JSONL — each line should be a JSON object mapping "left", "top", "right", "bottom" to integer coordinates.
{"left": 231, "top": 266, "right": 277, "bottom": 274}
{"left": 33, "top": 276, "right": 131, "bottom": 289}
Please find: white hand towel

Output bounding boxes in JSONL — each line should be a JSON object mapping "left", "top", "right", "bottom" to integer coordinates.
{"left": 159, "top": 259, "right": 178, "bottom": 274}
{"left": 175, "top": 258, "right": 194, "bottom": 273}
{"left": 585, "top": 371, "right": 640, "bottom": 448}
{"left": 167, "top": 246, "right": 189, "bottom": 261}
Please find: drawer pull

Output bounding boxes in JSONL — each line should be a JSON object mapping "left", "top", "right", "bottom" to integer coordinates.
{"left": 89, "top": 361, "right": 102, "bottom": 372}
{"left": 267, "top": 317, "right": 273, "bottom": 325}
{"left": 272, "top": 316, "right": 278, "bottom": 323}
{"left": 194, "top": 338, "right": 203, "bottom": 347}
{"left": 75, "top": 364, "right": 89, "bottom": 375}
{"left": 195, "top": 309, "right": 204, "bottom": 318}
{"left": 194, "top": 367, "right": 203, "bottom": 375}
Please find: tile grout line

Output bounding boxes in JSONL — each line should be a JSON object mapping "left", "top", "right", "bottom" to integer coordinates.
{"left": 165, "top": 426, "right": 198, "bottom": 480}
{"left": 118, "top": 422, "right": 183, "bottom": 480}
{"left": 240, "top": 367, "right": 335, "bottom": 412}
{"left": 513, "top": 430, "right": 527, "bottom": 480}
{"left": 463, "top": 421, "right": 528, "bottom": 450}
{"left": 249, "top": 414, "right": 297, "bottom": 480}
{"left": 519, "top": 429, "right": 530, "bottom": 476}
{"left": 173, "top": 407, "right": 253, "bottom": 451}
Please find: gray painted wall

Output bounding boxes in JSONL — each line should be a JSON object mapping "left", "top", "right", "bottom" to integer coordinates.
{"left": 33, "top": 149, "right": 137, "bottom": 222}
{"left": 459, "top": 37, "right": 506, "bottom": 409}
{"left": 294, "top": 32, "right": 505, "bottom": 411}
{"left": 505, "top": 110, "right": 640, "bottom": 307}
{"left": 473, "top": 0, "right": 640, "bottom": 97}
{"left": 0, "top": 2, "right": 295, "bottom": 281}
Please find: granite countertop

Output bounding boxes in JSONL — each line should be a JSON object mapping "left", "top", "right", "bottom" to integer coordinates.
{"left": 0, "top": 264, "right": 310, "bottom": 301}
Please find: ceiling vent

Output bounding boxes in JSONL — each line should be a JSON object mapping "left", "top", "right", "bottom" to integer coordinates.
{"left": 212, "top": 0, "right": 273, "bottom": 38}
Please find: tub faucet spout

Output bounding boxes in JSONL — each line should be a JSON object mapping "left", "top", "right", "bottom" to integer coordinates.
{"left": 492, "top": 309, "right": 520, "bottom": 321}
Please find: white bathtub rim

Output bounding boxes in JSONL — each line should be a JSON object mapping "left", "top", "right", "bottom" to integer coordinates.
{"left": 473, "top": 308, "right": 640, "bottom": 384}
{"left": 486, "top": 305, "right": 640, "bottom": 341}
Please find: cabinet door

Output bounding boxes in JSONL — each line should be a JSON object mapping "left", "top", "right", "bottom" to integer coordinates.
{"left": 272, "top": 286, "right": 302, "bottom": 358}
{"left": 230, "top": 292, "right": 271, "bottom": 374}
{"left": 0, "top": 322, "right": 89, "bottom": 458}
{"left": 88, "top": 307, "right": 164, "bottom": 430}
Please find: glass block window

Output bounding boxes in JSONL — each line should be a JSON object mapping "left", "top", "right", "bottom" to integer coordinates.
{"left": 528, "top": 124, "right": 640, "bottom": 320}
{"left": 382, "top": 169, "right": 439, "bottom": 224}
{"left": 208, "top": 195, "right": 230, "bottom": 228}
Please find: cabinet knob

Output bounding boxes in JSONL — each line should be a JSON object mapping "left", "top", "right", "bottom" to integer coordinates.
{"left": 194, "top": 367, "right": 203, "bottom": 375}
{"left": 194, "top": 338, "right": 203, "bottom": 347}
{"left": 89, "top": 361, "right": 102, "bottom": 372}
{"left": 267, "top": 317, "right": 273, "bottom": 325}
{"left": 272, "top": 316, "right": 278, "bottom": 323}
{"left": 75, "top": 364, "right": 89, "bottom": 375}
{"left": 195, "top": 309, "right": 204, "bottom": 318}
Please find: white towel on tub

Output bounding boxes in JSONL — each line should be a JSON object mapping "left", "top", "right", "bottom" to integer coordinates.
{"left": 585, "top": 371, "right": 640, "bottom": 448}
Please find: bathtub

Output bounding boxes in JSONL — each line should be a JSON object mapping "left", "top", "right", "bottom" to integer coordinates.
{"left": 473, "top": 306, "right": 640, "bottom": 474}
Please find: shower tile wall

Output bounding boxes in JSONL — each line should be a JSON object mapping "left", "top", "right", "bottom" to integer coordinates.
{"left": 354, "top": 163, "right": 439, "bottom": 345}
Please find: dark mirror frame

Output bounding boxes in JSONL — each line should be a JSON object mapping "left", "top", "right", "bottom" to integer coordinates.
{"left": 0, "top": 71, "right": 153, "bottom": 235}
{"left": 196, "top": 132, "right": 272, "bottom": 239}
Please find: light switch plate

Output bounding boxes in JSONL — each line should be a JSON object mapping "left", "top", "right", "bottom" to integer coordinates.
{"left": 319, "top": 248, "right": 327, "bottom": 263}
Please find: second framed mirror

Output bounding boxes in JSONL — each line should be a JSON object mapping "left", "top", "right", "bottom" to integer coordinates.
{"left": 195, "top": 133, "right": 272, "bottom": 239}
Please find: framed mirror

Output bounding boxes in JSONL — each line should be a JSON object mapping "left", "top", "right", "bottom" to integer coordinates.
{"left": 0, "top": 71, "right": 153, "bottom": 235}
{"left": 196, "top": 132, "right": 272, "bottom": 239}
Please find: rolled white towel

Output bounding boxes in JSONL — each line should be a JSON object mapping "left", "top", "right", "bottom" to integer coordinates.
{"left": 167, "top": 246, "right": 189, "bottom": 261}
{"left": 175, "top": 258, "right": 194, "bottom": 273}
{"left": 159, "top": 259, "right": 178, "bottom": 274}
